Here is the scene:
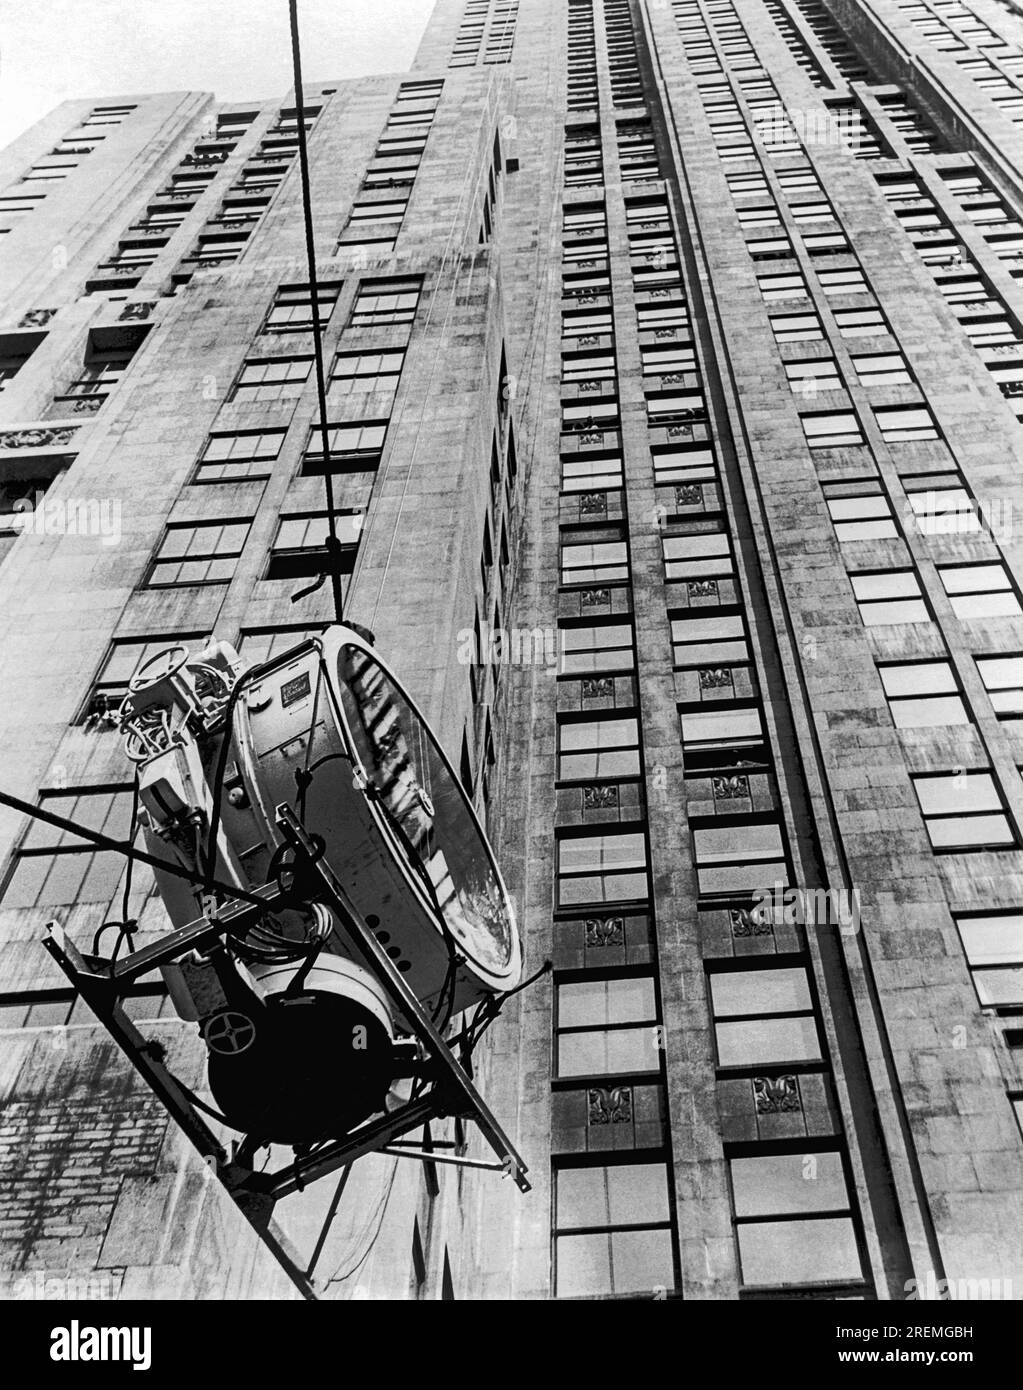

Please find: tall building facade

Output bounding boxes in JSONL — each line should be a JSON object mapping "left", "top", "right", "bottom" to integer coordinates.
{"left": 3, "top": 0, "right": 1023, "bottom": 1300}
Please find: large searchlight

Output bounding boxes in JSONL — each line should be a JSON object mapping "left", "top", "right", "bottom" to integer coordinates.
{"left": 119, "top": 626, "right": 521, "bottom": 1145}
{"left": 41, "top": 626, "right": 531, "bottom": 1294}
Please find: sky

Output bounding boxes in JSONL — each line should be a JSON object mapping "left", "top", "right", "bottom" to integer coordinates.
{"left": 0, "top": 0, "right": 437, "bottom": 150}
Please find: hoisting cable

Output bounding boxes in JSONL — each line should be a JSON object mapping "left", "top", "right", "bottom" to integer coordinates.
{"left": 287, "top": 0, "right": 345, "bottom": 624}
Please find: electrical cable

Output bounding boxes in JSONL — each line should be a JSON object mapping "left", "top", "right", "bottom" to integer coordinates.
{"left": 288, "top": 0, "right": 345, "bottom": 625}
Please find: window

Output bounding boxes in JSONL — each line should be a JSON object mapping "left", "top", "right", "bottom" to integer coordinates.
{"left": 563, "top": 309, "right": 613, "bottom": 337}
{"left": 561, "top": 534, "right": 629, "bottom": 586}
{"left": 823, "top": 481, "right": 897, "bottom": 541}
{"left": 554, "top": 1161, "right": 675, "bottom": 1298}
{"left": 680, "top": 705, "right": 763, "bottom": 755}
{"left": 818, "top": 267, "right": 868, "bottom": 297}
{"left": 770, "top": 312, "right": 823, "bottom": 343}
{"left": 671, "top": 610, "right": 749, "bottom": 667}
{"left": 905, "top": 481, "right": 982, "bottom": 535}
{"left": 937, "top": 562, "right": 1023, "bottom": 620}
{"left": 558, "top": 716, "right": 640, "bottom": 780}
{"left": 652, "top": 445, "right": 716, "bottom": 487}
{"left": 662, "top": 526, "right": 733, "bottom": 583}
{"left": 80, "top": 634, "right": 209, "bottom": 725}
{"left": 53, "top": 347, "right": 135, "bottom": 403}
{"left": 560, "top": 622, "right": 635, "bottom": 674}
{"left": 263, "top": 283, "right": 342, "bottom": 333}
{"left": 145, "top": 520, "right": 250, "bottom": 587}
{"left": 237, "top": 625, "right": 328, "bottom": 665}
{"left": 801, "top": 411, "right": 863, "bottom": 448}
{"left": 637, "top": 302, "right": 689, "bottom": 332}
{"left": 954, "top": 911, "right": 1023, "bottom": 1008}
{"left": 878, "top": 661, "right": 969, "bottom": 728}
{"left": 693, "top": 820, "right": 788, "bottom": 898}
{"left": 555, "top": 974, "right": 659, "bottom": 1076}
{"left": 874, "top": 405, "right": 939, "bottom": 442}
{"left": 1, "top": 787, "right": 152, "bottom": 913}
{"left": 977, "top": 655, "right": 1023, "bottom": 717}
{"left": 708, "top": 965, "right": 820, "bottom": 1067}
{"left": 561, "top": 453, "right": 624, "bottom": 492}
{"left": 641, "top": 345, "right": 698, "bottom": 376}
{"left": 301, "top": 422, "right": 387, "bottom": 476}
{"left": 850, "top": 570, "right": 929, "bottom": 625}
{"left": 834, "top": 306, "right": 886, "bottom": 338}
{"left": 194, "top": 430, "right": 286, "bottom": 483}
{"left": 785, "top": 359, "right": 842, "bottom": 394}
{"left": 349, "top": 278, "right": 421, "bottom": 328}
{"left": 266, "top": 512, "right": 362, "bottom": 579}
{"left": 757, "top": 272, "right": 808, "bottom": 302}
{"left": 912, "top": 771, "right": 1015, "bottom": 851}
{"left": 563, "top": 351, "right": 617, "bottom": 383}
{"left": 730, "top": 1150, "right": 862, "bottom": 1289}
{"left": 231, "top": 357, "right": 312, "bottom": 402}
{"left": 852, "top": 352, "right": 911, "bottom": 387}
{"left": 557, "top": 830, "right": 648, "bottom": 906}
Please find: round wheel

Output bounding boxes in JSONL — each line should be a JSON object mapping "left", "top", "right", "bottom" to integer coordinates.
{"left": 129, "top": 643, "right": 190, "bottom": 692}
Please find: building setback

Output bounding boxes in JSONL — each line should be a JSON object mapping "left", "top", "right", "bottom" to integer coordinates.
{"left": 2, "top": 0, "right": 1023, "bottom": 1300}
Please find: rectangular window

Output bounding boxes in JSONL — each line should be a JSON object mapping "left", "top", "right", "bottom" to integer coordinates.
{"left": 266, "top": 512, "right": 362, "bottom": 579}
{"left": 852, "top": 352, "right": 912, "bottom": 387}
{"left": 818, "top": 267, "right": 868, "bottom": 297}
{"left": 709, "top": 965, "right": 820, "bottom": 1067}
{"left": 558, "top": 715, "right": 640, "bottom": 781}
{"left": 561, "top": 534, "right": 629, "bottom": 586}
{"left": 977, "top": 655, "right": 1023, "bottom": 717}
{"left": 671, "top": 610, "right": 749, "bottom": 667}
{"left": 912, "top": 771, "right": 1015, "bottom": 851}
{"left": 770, "top": 312, "right": 823, "bottom": 343}
{"left": 263, "top": 283, "right": 342, "bottom": 333}
{"left": 822, "top": 480, "right": 897, "bottom": 542}
{"left": 561, "top": 453, "right": 624, "bottom": 492}
{"left": 302, "top": 422, "right": 387, "bottom": 475}
{"left": 801, "top": 411, "right": 864, "bottom": 448}
{"left": 555, "top": 974, "right": 659, "bottom": 1076}
{"left": 560, "top": 622, "right": 635, "bottom": 675}
{"left": 730, "top": 1150, "right": 862, "bottom": 1289}
{"left": 349, "top": 278, "right": 422, "bottom": 328}
{"left": 693, "top": 820, "right": 788, "bottom": 898}
{"left": 680, "top": 704, "right": 763, "bottom": 755}
{"left": 874, "top": 405, "right": 939, "bottom": 442}
{"left": 954, "top": 911, "right": 1023, "bottom": 1008}
{"left": 1, "top": 787, "right": 152, "bottom": 913}
{"left": 662, "top": 526, "right": 734, "bottom": 583}
{"left": 194, "top": 430, "right": 286, "bottom": 483}
{"left": 937, "top": 562, "right": 1023, "bottom": 620}
{"left": 328, "top": 350, "right": 404, "bottom": 395}
{"left": 557, "top": 830, "right": 648, "bottom": 906}
{"left": 878, "top": 661, "right": 969, "bottom": 728}
{"left": 785, "top": 359, "right": 842, "bottom": 394}
{"left": 652, "top": 445, "right": 717, "bottom": 487}
{"left": 850, "top": 570, "right": 929, "bottom": 625}
{"left": 553, "top": 1161, "right": 675, "bottom": 1299}
{"left": 834, "top": 306, "right": 886, "bottom": 338}
{"left": 145, "top": 520, "right": 251, "bottom": 587}
{"left": 231, "top": 357, "right": 312, "bottom": 402}
{"left": 757, "top": 272, "right": 808, "bottom": 302}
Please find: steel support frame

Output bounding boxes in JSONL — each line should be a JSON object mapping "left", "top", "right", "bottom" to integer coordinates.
{"left": 41, "top": 801, "right": 530, "bottom": 1296}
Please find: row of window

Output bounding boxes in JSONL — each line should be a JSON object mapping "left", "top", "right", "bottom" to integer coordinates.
{"left": 338, "top": 82, "right": 442, "bottom": 254}
{"left": 0, "top": 106, "right": 136, "bottom": 235}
